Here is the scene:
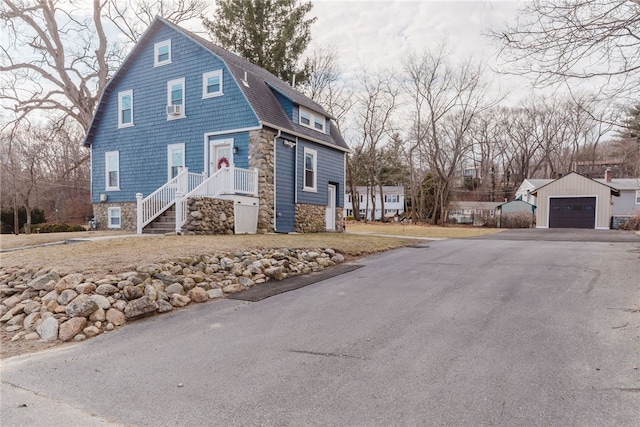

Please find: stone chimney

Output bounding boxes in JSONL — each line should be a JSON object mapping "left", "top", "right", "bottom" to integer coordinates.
{"left": 605, "top": 167, "right": 612, "bottom": 183}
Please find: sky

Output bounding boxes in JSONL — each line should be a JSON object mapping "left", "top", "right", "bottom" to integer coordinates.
{"left": 308, "top": 0, "right": 529, "bottom": 95}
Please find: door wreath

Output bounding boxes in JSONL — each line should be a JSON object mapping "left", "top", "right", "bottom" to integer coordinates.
{"left": 217, "top": 157, "right": 230, "bottom": 169}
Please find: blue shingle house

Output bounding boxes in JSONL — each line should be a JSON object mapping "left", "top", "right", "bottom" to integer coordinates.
{"left": 83, "top": 17, "right": 348, "bottom": 234}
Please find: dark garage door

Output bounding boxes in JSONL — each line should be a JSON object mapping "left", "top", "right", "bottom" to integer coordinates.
{"left": 549, "top": 197, "right": 596, "bottom": 229}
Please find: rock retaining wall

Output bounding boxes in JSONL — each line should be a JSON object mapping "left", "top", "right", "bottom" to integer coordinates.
{"left": 0, "top": 248, "right": 345, "bottom": 344}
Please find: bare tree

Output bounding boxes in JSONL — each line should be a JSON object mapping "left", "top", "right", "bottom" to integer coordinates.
{"left": 107, "top": 0, "right": 208, "bottom": 43}
{"left": 0, "top": 0, "right": 115, "bottom": 131}
{"left": 492, "top": 0, "right": 640, "bottom": 100}
{"left": 404, "top": 46, "right": 494, "bottom": 223}
{"left": 1, "top": 0, "right": 209, "bottom": 131}
{"left": 303, "top": 46, "right": 354, "bottom": 134}
{"left": 352, "top": 70, "right": 399, "bottom": 221}
{"left": 0, "top": 117, "right": 91, "bottom": 229}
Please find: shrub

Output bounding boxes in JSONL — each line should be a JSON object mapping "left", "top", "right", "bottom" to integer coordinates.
{"left": 30, "top": 223, "right": 84, "bottom": 233}
{"left": 619, "top": 213, "right": 640, "bottom": 231}
{"left": 0, "top": 207, "right": 46, "bottom": 234}
{"left": 501, "top": 212, "right": 534, "bottom": 228}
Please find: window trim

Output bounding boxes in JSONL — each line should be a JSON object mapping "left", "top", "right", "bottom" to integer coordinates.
{"left": 299, "top": 106, "right": 326, "bottom": 133}
{"left": 154, "top": 39, "right": 172, "bottom": 67}
{"left": 635, "top": 190, "right": 640, "bottom": 204}
{"left": 107, "top": 207, "right": 121, "bottom": 229}
{"left": 202, "top": 70, "right": 224, "bottom": 98}
{"left": 303, "top": 147, "right": 317, "bottom": 192}
{"left": 385, "top": 194, "right": 400, "bottom": 204}
{"left": 105, "top": 151, "right": 120, "bottom": 191}
{"left": 167, "top": 143, "right": 186, "bottom": 180}
{"left": 166, "top": 78, "right": 186, "bottom": 120}
{"left": 118, "top": 90, "right": 133, "bottom": 128}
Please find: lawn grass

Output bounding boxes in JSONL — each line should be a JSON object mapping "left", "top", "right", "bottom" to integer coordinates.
{"left": 0, "top": 223, "right": 501, "bottom": 276}
{"left": 0, "top": 233, "right": 417, "bottom": 276}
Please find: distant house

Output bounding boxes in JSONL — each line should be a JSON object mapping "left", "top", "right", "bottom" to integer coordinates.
{"left": 514, "top": 179, "right": 553, "bottom": 205}
{"left": 496, "top": 200, "right": 536, "bottom": 228}
{"left": 593, "top": 176, "right": 640, "bottom": 228}
{"left": 447, "top": 201, "right": 501, "bottom": 226}
{"left": 344, "top": 186, "right": 405, "bottom": 220}
{"left": 82, "top": 17, "right": 348, "bottom": 234}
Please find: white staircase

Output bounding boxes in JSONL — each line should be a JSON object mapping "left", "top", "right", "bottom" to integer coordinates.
{"left": 137, "top": 166, "right": 259, "bottom": 234}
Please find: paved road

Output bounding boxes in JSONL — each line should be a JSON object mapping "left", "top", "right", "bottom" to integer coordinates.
{"left": 2, "top": 230, "right": 639, "bottom": 426}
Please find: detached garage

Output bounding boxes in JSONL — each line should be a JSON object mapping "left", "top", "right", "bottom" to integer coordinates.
{"left": 532, "top": 173, "right": 620, "bottom": 229}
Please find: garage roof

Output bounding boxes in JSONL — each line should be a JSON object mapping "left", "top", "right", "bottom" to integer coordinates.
{"left": 532, "top": 172, "right": 620, "bottom": 197}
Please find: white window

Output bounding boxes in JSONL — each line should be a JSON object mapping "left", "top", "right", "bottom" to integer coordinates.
{"left": 385, "top": 194, "right": 400, "bottom": 203}
{"left": 168, "top": 143, "right": 185, "bottom": 179}
{"left": 167, "top": 78, "right": 185, "bottom": 119}
{"left": 299, "top": 107, "right": 326, "bottom": 133}
{"left": 202, "top": 70, "right": 223, "bottom": 98}
{"left": 118, "top": 90, "right": 133, "bottom": 128}
{"left": 303, "top": 147, "right": 317, "bottom": 192}
{"left": 107, "top": 207, "right": 121, "bottom": 229}
{"left": 105, "top": 151, "right": 119, "bottom": 191}
{"left": 636, "top": 190, "right": 640, "bottom": 204}
{"left": 154, "top": 40, "right": 171, "bottom": 67}
{"left": 347, "top": 195, "right": 351, "bottom": 203}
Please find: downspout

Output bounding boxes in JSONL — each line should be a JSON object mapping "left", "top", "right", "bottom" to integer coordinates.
{"left": 294, "top": 137, "right": 299, "bottom": 204}
{"left": 273, "top": 130, "right": 281, "bottom": 232}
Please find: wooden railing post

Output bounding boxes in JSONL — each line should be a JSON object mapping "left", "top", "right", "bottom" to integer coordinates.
{"left": 253, "top": 168, "right": 259, "bottom": 196}
{"left": 175, "top": 190, "right": 183, "bottom": 235}
{"left": 136, "top": 193, "right": 143, "bottom": 234}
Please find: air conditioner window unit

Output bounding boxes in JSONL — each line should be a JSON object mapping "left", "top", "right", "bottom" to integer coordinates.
{"left": 167, "top": 105, "right": 182, "bottom": 116}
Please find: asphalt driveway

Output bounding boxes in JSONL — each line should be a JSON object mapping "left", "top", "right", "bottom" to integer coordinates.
{"left": 2, "top": 231, "right": 639, "bottom": 426}
{"left": 475, "top": 228, "right": 640, "bottom": 242}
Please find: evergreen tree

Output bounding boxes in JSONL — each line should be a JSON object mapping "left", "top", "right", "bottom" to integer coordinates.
{"left": 614, "top": 104, "right": 640, "bottom": 176}
{"left": 203, "top": 0, "right": 316, "bottom": 85}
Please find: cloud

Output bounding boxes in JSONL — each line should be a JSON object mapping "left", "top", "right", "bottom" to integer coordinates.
{"left": 309, "top": 0, "right": 529, "bottom": 96}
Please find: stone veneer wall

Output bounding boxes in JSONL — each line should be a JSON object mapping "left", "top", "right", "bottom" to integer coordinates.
{"left": 249, "top": 129, "right": 275, "bottom": 233}
{"left": 335, "top": 208, "right": 345, "bottom": 232}
{"left": 92, "top": 202, "right": 137, "bottom": 232}
{"left": 293, "top": 204, "right": 318, "bottom": 233}
{"left": 183, "top": 198, "right": 235, "bottom": 235}
{"left": 294, "top": 204, "right": 345, "bottom": 233}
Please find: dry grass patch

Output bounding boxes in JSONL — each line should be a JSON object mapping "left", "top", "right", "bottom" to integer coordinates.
{"left": 0, "top": 233, "right": 416, "bottom": 276}
{"left": 0, "top": 231, "right": 130, "bottom": 250}
{"left": 346, "top": 221, "right": 503, "bottom": 239}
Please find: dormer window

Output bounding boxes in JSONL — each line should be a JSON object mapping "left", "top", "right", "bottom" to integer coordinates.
{"left": 299, "top": 107, "right": 326, "bottom": 133}
{"left": 154, "top": 40, "right": 171, "bottom": 67}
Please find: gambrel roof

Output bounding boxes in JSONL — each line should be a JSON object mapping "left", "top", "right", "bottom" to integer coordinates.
{"left": 84, "top": 16, "right": 348, "bottom": 151}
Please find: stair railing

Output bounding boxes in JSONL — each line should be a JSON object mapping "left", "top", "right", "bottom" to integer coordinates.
{"left": 175, "top": 166, "right": 259, "bottom": 231}
{"left": 136, "top": 168, "right": 204, "bottom": 234}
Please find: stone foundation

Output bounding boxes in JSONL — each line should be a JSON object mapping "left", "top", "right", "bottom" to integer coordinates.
{"left": 295, "top": 203, "right": 325, "bottom": 233}
{"left": 294, "top": 204, "right": 345, "bottom": 233}
{"left": 183, "top": 198, "right": 235, "bottom": 235}
{"left": 91, "top": 202, "right": 137, "bottom": 232}
{"left": 249, "top": 129, "right": 275, "bottom": 233}
{"left": 335, "top": 208, "right": 345, "bottom": 232}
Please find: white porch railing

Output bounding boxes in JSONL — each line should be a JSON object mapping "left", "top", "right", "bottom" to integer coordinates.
{"left": 175, "top": 165, "right": 259, "bottom": 233}
{"left": 136, "top": 168, "right": 205, "bottom": 234}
